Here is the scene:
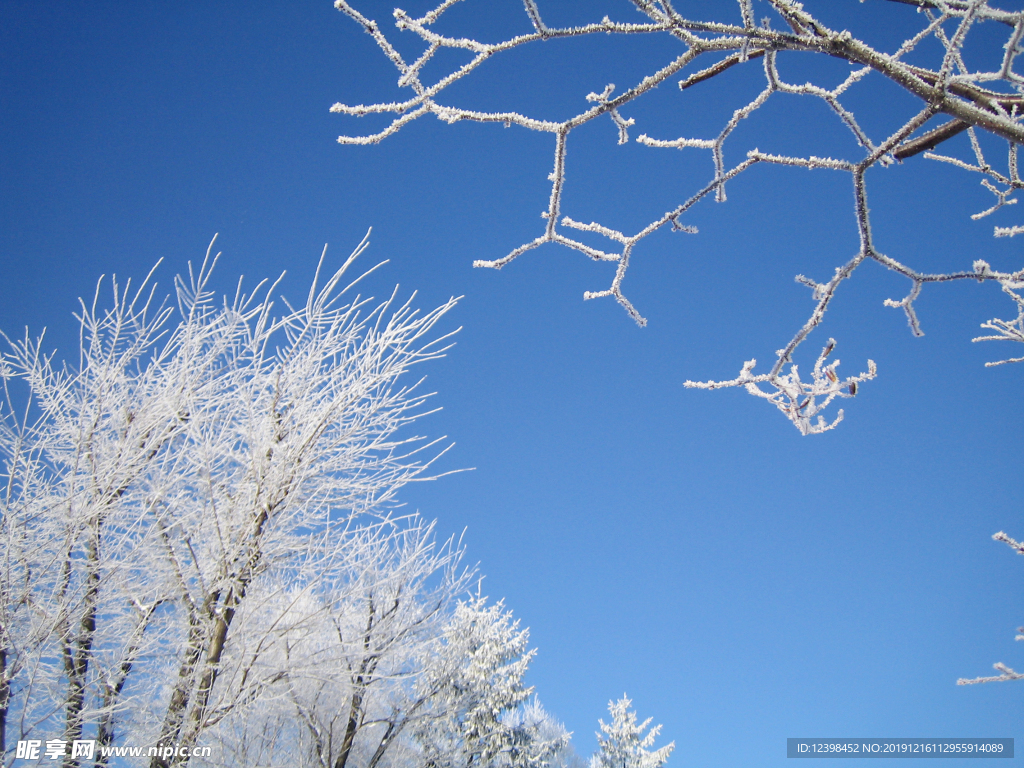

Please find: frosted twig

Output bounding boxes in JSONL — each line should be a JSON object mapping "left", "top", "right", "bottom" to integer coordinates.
{"left": 587, "top": 84, "right": 636, "bottom": 145}
{"left": 684, "top": 340, "right": 877, "bottom": 435}
{"left": 971, "top": 179, "right": 1018, "bottom": 219}
{"left": 957, "top": 662, "right": 1024, "bottom": 684}
{"left": 884, "top": 280, "right": 925, "bottom": 337}
{"left": 993, "top": 530, "right": 1024, "bottom": 554}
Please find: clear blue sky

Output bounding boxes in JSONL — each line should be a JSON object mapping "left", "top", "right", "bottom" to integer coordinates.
{"left": 2, "top": 2, "right": 1023, "bottom": 765}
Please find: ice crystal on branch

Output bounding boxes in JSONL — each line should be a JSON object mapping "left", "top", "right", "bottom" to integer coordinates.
{"left": 334, "top": 0, "right": 1024, "bottom": 432}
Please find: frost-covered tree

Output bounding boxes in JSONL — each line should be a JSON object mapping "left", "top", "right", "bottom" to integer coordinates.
{"left": 197, "top": 517, "right": 472, "bottom": 768}
{"left": 332, "top": 0, "right": 1024, "bottom": 434}
{"left": 0, "top": 233, "right": 467, "bottom": 767}
{"left": 589, "top": 697, "right": 673, "bottom": 768}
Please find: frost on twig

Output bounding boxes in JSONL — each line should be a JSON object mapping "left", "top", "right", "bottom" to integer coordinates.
{"left": 333, "top": 0, "right": 1024, "bottom": 431}
{"left": 684, "top": 339, "right": 876, "bottom": 435}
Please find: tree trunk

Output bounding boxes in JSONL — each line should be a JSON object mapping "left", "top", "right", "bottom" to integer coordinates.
{"left": 0, "top": 643, "right": 8, "bottom": 758}
{"left": 62, "top": 523, "right": 102, "bottom": 768}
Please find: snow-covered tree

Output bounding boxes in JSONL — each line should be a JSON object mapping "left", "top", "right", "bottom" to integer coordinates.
{"left": 589, "top": 698, "right": 673, "bottom": 768}
{"left": 415, "top": 596, "right": 569, "bottom": 768}
{"left": 0, "top": 233, "right": 466, "bottom": 766}
{"left": 332, "top": 0, "right": 1024, "bottom": 434}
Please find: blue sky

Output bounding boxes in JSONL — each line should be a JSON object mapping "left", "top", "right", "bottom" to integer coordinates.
{"left": 2, "top": 1, "right": 1024, "bottom": 765}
